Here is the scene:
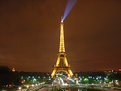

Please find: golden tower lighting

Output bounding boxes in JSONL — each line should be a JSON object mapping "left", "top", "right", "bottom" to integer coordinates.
{"left": 51, "top": 19, "right": 73, "bottom": 78}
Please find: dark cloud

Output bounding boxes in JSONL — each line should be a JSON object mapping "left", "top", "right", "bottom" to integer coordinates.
{"left": 0, "top": 0, "right": 121, "bottom": 72}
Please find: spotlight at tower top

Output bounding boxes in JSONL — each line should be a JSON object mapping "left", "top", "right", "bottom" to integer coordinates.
{"left": 61, "top": 17, "right": 64, "bottom": 23}
{"left": 62, "top": 0, "right": 77, "bottom": 22}
{"left": 61, "top": 19, "right": 63, "bottom": 23}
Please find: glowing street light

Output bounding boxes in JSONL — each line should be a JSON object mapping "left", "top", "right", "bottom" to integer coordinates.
{"left": 18, "top": 87, "right": 22, "bottom": 91}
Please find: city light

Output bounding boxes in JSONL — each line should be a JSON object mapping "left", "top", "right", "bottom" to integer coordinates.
{"left": 18, "top": 87, "right": 22, "bottom": 90}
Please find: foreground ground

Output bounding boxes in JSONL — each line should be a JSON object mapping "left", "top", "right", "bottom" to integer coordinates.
{"left": 2, "top": 84, "right": 121, "bottom": 91}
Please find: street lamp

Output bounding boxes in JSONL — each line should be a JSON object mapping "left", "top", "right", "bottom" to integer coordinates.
{"left": 18, "top": 87, "right": 22, "bottom": 91}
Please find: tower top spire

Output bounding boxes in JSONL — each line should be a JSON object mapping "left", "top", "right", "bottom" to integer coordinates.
{"left": 59, "top": 19, "right": 65, "bottom": 53}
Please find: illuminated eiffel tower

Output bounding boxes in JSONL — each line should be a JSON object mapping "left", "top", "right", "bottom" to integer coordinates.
{"left": 51, "top": 19, "right": 73, "bottom": 78}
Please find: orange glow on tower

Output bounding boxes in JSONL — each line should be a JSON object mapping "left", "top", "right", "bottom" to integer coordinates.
{"left": 51, "top": 19, "right": 73, "bottom": 78}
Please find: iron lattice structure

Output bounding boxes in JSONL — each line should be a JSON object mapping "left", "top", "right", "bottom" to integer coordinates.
{"left": 51, "top": 22, "right": 73, "bottom": 78}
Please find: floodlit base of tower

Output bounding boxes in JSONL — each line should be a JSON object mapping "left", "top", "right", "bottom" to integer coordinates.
{"left": 51, "top": 65, "right": 73, "bottom": 78}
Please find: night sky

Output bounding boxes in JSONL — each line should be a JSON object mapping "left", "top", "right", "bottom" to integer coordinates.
{"left": 0, "top": 0, "right": 121, "bottom": 72}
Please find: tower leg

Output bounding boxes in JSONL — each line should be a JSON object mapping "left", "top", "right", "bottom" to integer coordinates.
{"left": 51, "top": 69, "right": 56, "bottom": 78}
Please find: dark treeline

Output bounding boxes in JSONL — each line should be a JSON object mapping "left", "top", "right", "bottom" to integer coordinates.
{"left": 0, "top": 66, "right": 20, "bottom": 88}
{"left": 0, "top": 66, "right": 50, "bottom": 89}
{"left": 74, "top": 72, "right": 106, "bottom": 77}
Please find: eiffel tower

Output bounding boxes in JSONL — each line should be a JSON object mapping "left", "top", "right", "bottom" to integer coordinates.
{"left": 51, "top": 19, "right": 73, "bottom": 78}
